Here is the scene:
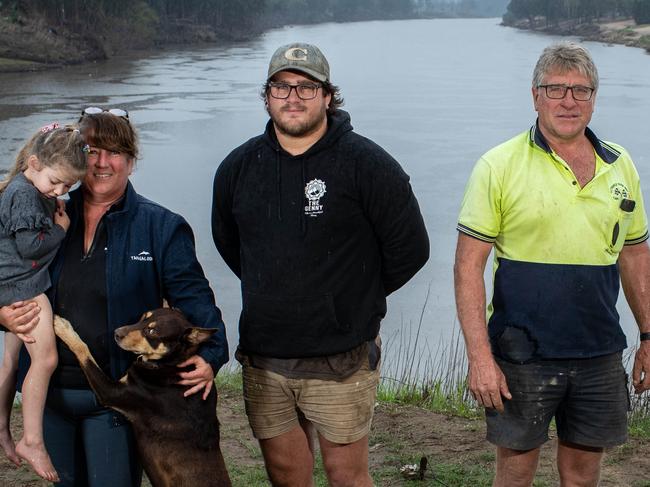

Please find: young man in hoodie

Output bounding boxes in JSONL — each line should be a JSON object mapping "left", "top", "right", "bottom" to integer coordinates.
{"left": 212, "top": 42, "right": 429, "bottom": 486}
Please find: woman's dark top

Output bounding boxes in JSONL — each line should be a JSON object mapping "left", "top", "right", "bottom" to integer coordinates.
{"left": 51, "top": 204, "right": 111, "bottom": 388}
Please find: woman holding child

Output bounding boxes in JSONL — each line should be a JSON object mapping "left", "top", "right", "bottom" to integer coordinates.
{"left": 0, "top": 109, "right": 229, "bottom": 486}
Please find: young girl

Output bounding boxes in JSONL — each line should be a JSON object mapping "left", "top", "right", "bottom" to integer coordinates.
{"left": 0, "top": 123, "right": 88, "bottom": 482}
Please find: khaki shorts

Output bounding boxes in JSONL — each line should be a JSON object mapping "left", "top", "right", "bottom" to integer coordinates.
{"left": 242, "top": 361, "right": 380, "bottom": 444}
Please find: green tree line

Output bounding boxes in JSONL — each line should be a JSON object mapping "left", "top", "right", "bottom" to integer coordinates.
{"left": 1, "top": 0, "right": 266, "bottom": 35}
{"left": 504, "top": 0, "right": 650, "bottom": 25}
{"left": 0, "top": 0, "right": 511, "bottom": 38}
{"left": 0, "top": 0, "right": 418, "bottom": 30}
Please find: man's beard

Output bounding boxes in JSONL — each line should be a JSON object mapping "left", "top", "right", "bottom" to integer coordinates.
{"left": 269, "top": 104, "right": 326, "bottom": 138}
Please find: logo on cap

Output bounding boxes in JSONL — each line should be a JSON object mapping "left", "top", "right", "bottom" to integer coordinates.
{"left": 284, "top": 47, "right": 308, "bottom": 61}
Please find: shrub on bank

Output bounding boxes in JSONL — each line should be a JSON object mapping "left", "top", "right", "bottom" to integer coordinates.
{"left": 639, "top": 34, "right": 650, "bottom": 51}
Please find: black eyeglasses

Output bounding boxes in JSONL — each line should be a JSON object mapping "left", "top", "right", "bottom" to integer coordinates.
{"left": 537, "top": 84, "right": 595, "bottom": 101}
{"left": 81, "top": 107, "right": 129, "bottom": 119}
{"left": 268, "top": 82, "right": 322, "bottom": 100}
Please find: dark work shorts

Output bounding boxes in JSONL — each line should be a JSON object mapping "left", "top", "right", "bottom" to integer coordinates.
{"left": 486, "top": 352, "right": 629, "bottom": 450}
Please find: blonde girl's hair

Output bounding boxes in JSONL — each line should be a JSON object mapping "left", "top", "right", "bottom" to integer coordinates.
{"left": 0, "top": 124, "right": 88, "bottom": 193}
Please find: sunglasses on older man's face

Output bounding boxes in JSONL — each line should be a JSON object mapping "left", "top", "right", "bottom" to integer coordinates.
{"left": 81, "top": 107, "right": 129, "bottom": 119}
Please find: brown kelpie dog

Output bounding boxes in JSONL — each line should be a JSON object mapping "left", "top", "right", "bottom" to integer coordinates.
{"left": 53, "top": 308, "right": 231, "bottom": 487}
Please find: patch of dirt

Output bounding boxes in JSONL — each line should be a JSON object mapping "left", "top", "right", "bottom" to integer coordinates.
{"left": 587, "top": 19, "right": 650, "bottom": 49}
{"left": 505, "top": 18, "right": 650, "bottom": 53}
{"left": 599, "top": 19, "right": 650, "bottom": 38}
{"left": 369, "top": 403, "right": 650, "bottom": 486}
{"left": 2, "top": 393, "right": 649, "bottom": 486}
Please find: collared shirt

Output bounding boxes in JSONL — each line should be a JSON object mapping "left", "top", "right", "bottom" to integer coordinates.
{"left": 457, "top": 123, "right": 648, "bottom": 361}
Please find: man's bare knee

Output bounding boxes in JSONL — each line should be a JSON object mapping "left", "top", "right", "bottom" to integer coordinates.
{"left": 323, "top": 455, "right": 371, "bottom": 487}
{"left": 326, "top": 469, "right": 372, "bottom": 487}
{"left": 494, "top": 446, "right": 539, "bottom": 487}
{"left": 260, "top": 427, "right": 315, "bottom": 487}
{"left": 557, "top": 441, "right": 603, "bottom": 487}
{"left": 320, "top": 435, "right": 372, "bottom": 487}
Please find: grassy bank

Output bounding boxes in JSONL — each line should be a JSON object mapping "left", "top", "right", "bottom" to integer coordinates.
{"left": 3, "top": 361, "right": 649, "bottom": 486}
{"left": 0, "top": 57, "right": 48, "bottom": 71}
{"left": 213, "top": 321, "right": 650, "bottom": 486}
{"left": 2, "top": 335, "right": 649, "bottom": 486}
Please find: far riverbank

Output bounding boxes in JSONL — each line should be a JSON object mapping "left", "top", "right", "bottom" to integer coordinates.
{"left": 3, "top": 12, "right": 650, "bottom": 75}
{"left": 507, "top": 17, "right": 650, "bottom": 53}
{"left": 0, "top": 13, "right": 238, "bottom": 73}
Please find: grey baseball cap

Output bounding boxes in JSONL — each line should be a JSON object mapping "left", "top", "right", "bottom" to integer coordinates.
{"left": 267, "top": 42, "right": 330, "bottom": 83}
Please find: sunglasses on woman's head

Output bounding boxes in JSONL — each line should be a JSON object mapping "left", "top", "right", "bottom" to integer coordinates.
{"left": 81, "top": 107, "right": 129, "bottom": 119}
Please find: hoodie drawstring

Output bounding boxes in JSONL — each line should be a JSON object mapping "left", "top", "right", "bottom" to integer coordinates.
{"left": 301, "top": 157, "right": 306, "bottom": 234}
{"left": 275, "top": 147, "right": 282, "bottom": 221}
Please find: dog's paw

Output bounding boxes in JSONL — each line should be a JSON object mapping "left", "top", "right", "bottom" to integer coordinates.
{"left": 53, "top": 315, "right": 79, "bottom": 343}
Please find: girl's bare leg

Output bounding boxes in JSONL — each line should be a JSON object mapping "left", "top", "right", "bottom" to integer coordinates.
{"left": 14, "top": 294, "right": 59, "bottom": 482}
{"left": 0, "top": 333, "right": 22, "bottom": 466}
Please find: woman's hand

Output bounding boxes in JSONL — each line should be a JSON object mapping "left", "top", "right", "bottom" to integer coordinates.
{"left": 177, "top": 355, "right": 215, "bottom": 400}
{"left": 0, "top": 301, "right": 41, "bottom": 343}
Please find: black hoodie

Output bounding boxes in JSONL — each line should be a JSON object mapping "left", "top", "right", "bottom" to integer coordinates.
{"left": 212, "top": 110, "right": 429, "bottom": 358}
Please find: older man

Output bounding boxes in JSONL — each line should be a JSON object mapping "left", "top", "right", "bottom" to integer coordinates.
{"left": 455, "top": 41, "right": 650, "bottom": 487}
{"left": 212, "top": 43, "right": 429, "bottom": 486}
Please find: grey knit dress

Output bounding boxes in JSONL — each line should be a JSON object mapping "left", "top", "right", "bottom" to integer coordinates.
{"left": 0, "top": 172, "right": 66, "bottom": 306}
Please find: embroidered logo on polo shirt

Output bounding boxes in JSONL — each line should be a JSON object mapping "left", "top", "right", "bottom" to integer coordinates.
{"left": 610, "top": 183, "right": 629, "bottom": 201}
{"left": 304, "top": 179, "right": 326, "bottom": 217}
{"left": 130, "top": 250, "right": 153, "bottom": 262}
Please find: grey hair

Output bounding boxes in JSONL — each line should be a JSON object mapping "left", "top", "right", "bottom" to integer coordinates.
{"left": 532, "top": 41, "right": 599, "bottom": 90}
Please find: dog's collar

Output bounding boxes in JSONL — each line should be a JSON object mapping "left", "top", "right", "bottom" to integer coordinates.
{"left": 136, "top": 355, "right": 161, "bottom": 369}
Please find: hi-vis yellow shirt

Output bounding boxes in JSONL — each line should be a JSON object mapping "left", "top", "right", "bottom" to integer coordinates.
{"left": 457, "top": 124, "right": 648, "bottom": 361}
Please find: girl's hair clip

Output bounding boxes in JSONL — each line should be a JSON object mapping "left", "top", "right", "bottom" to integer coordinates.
{"left": 40, "top": 122, "right": 60, "bottom": 133}
{"left": 82, "top": 144, "right": 91, "bottom": 154}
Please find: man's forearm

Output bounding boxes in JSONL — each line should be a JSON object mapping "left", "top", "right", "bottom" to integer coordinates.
{"left": 455, "top": 271, "right": 492, "bottom": 361}
{"left": 619, "top": 242, "right": 650, "bottom": 335}
{"left": 454, "top": 233, "right": 494, "bottom": 361}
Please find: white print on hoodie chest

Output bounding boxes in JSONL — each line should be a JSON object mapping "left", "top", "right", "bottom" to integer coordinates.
{"left": 304, "top": 179, "right": 327, "bottom": 217}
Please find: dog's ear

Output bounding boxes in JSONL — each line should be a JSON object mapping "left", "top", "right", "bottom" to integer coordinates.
{"left": 183, "top": 327, "right": 218, "bottom": 345}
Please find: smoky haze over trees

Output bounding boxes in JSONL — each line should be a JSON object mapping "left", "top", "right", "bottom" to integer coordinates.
{"left": 2, "top": 0, "right": 510, "bottom": 39}
{"left": 0, "top": 0, "right": 509, "bottom": 66}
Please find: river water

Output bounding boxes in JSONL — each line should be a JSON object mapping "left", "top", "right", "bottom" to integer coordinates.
{"left": 1, "top": 18, "right": 650, "bottom": 372}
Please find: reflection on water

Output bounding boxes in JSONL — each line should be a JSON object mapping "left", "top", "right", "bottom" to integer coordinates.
{"left": 1, "top": 19, "right": 650, "bottom": 366}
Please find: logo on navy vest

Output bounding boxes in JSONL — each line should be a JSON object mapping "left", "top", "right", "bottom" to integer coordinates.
{"left": 610, "top": 183, "right": 629, "bottom": 200}
{"left": 131, "top": 250, "right": 153, "bottom": 262}
{"left": 304, "top": 179, "right": 326, "bottom": 217}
